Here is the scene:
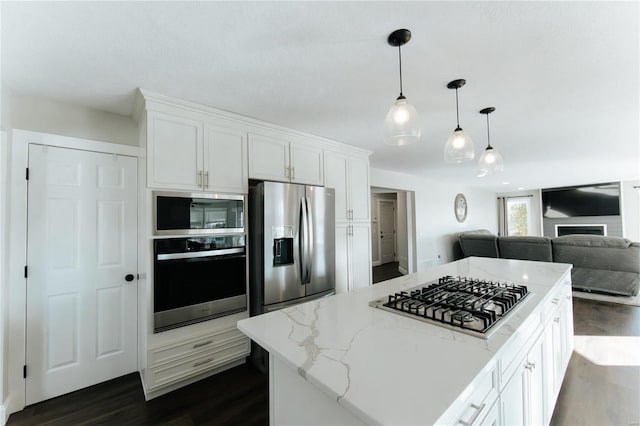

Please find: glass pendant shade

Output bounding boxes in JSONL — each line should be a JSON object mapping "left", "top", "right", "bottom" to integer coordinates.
{"left": 384, "top": 97, "right": 421, "bottom": 146}
{"left": 477, "top": 147, "right": 504, "bottom": 177}
{"left": 444, "top": 128, "right": 474, "bottom": 163}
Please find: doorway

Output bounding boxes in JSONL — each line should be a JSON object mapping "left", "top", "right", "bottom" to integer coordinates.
{"left": 370, "top": 187, "right": 415, "bottom": 283}
{"left": 25, "top": 144, "right": 138, "bottom": 404}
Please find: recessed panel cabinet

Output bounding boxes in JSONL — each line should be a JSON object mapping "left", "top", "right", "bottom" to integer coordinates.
{"left": 324, "top": 152, "right": 370, "bottom": 222}
{"left": 335, "top": 223, "right": 371, "bottom": 293}
{"left": 248, "top": 133, "right": 323, "bottom": 185}
{"left": 148, "top": 112, "right": 203, "bottom": 191}
{"left": 147, "top": 111, "right": 247, "bottom": 193}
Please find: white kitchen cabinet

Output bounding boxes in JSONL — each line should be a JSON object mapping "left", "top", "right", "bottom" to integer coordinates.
{"left": 501, "top": 335, "right": 545, "bottom": 426}
{"left": 324, "top": 151, "right": 370, "bottom": 222}
{"left": 147, "top": 111, "right": 203, "bottom": 191}
{"left": 147, "top": 111, "right": 248, "bottom": 193}
{"left": 203, "top": 124, "right": 248, "bottom": 193}
{"left": 335, "top": 223, "right": 371, "bottom": 293}
{"left": 145, "top": 323, "right": 250, "bottom": 399}
{"left": 248, "top": 132, "right": 323, "bottom": 185}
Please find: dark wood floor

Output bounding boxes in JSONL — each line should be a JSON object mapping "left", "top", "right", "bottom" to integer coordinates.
{"left": 372, "top": 261, "right": 404, "bottom": 284}
{"left": 550, "top": 298, "right": 640, "bottom": 425}
{"left": 7, "top": 362, "right": 268, "bottom": 426}
{"left": 8, "top": 298, "right": 639, "bottom": 425}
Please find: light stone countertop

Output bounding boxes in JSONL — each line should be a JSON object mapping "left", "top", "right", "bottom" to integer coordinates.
{"left": 238, "top": 257, "right": 572, "bottom": 425}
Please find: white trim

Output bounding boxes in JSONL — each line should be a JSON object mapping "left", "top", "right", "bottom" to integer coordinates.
{"left": 554, "top": 224, "right": 608, "bottom": 237}
{"left": 0, "top": 404, "right": 6, "bottom": 426}
{"left": 398, "top": 265, "right": 408, "bottom": 275}
{"left": 372, "top": 260, "right": 381, "bottom": 267}
{"left": 6, "top": 130, "right": 140, "bottom": 417}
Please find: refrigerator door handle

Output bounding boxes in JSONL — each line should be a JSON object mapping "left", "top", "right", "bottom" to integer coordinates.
{"left": 299, "top": 197, "right": 308, "bottom": 284}
{"left": 304, "top": 196, "right": 313, "bottom": 283}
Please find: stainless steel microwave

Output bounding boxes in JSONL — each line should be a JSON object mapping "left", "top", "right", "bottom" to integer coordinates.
{"left": 153, "top": 191, "right": 245, "bottom": 235}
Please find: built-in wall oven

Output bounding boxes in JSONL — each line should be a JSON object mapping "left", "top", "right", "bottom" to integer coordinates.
{"left": 152, "top": 191, "right": 247, "bottom": 333}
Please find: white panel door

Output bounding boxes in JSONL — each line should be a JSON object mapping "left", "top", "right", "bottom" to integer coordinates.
{"left": 378, "top": 200, "right": 396, "bottom": 264}
{"left": 148, "top": 112, "right": 203, "bottom": 190}
{"left": 203, "top": 124, "right": 248, "bottom": 193}
{"left": 26, "top": 144, "right": 137, "bottom": 404}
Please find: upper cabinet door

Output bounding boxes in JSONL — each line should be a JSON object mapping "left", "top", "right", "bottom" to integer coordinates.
{"left": 203, "top": 124, "right": 248, "bottom": 194}
{"left": 348, "top": 157, "right": 370, "bottom": 221}
{"left": 290, "top": 143, "right": 323, "bottom": 186}
{"left": 147, "top": 112, "right": 203, "bottom": 191}
{"left": 248, "top": 133, "right": 290, "bottom": 182}
{"left": 324, "top": 151, "right": 349, "bottom": 221}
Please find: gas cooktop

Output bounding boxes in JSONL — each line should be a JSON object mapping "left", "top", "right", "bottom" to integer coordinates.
{"left": 369, "top": 276, "right": 531, "bottom": 339}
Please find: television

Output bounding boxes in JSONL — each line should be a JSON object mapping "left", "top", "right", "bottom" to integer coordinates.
{"left": 541, "top": 182, "right": 621, "bottom": 218}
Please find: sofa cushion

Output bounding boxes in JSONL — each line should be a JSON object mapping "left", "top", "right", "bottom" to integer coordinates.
{"left": 497, "top": 236, "right": 553, "bottom": 262}
{"left": 572, "top": 267, "right": 640, "bottom": 297}
{"left": 552, "top": 235, "right": 640, "bottom": 274}
{"left": 459, "top": 233, "right": 499, "bottom": 258}
{"left": 553, "top": 234, "right": 633, "bottom": 249}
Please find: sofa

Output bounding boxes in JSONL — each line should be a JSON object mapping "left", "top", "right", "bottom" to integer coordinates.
{"left": 457, "top": 230, "right": 640, "bottom": 297}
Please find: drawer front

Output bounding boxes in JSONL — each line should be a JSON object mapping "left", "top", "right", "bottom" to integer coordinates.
{"left": 149, "top": 338, "right": 250, "bottom": 388}
{"left": 436, "top": 364, "right": 498, "bottom": 425}
{"left": 456, "top": 366, "right": 498, "bottom": 425}
{"left": 150, "top": 327, "right": 246, "bottom": 366}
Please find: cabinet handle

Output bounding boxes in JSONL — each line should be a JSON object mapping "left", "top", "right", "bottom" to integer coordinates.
{"left": 458, "top": 403, "right": 486, "bottom": 426}
{"left": 193, "top": 340, "right": 213, "bottom": 349}
{"left": 204, "top": 171, "right": 209, "bottom": 189}
{"left": 285, "top": 166, "right": 290, "bottom": 179}
{"left": 193, "top": 357, "right": 214, "bottom": 368}
{"left": 525, "top": 361, "right": 536, "bottom": 371}
{"left": 291, "top": 166, "right": 295, "bottom": 180}
{"left": 554, "top": 317, "right": 560, "bottom": 323}
{"left": 552, "top": 298, "right": 560, "bottom": 305}
{"left": 197, "top": 170, "right": 203, "bottom": 187}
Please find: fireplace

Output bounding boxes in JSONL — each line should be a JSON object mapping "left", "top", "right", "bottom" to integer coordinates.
{"left": 555, "top": 224, "right": 607, "bottom": 237}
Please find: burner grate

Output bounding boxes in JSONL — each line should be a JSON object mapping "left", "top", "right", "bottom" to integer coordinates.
{"left": 375, "top": 276, "right": 530, "bottom": 336}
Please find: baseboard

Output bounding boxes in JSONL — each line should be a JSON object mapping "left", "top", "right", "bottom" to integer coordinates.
{"left": 398, "top": 265, "right": 408, "bottom": 275}
{"left": 372, "top": 261, "right": 381, "bottom": 267}
{"left": 1, "top": 403, "right": 6, "bottom": 426}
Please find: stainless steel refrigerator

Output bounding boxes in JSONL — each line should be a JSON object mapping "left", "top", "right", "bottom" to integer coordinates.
{"left": 249, "top": 181, "right": 335, "bottom": 318}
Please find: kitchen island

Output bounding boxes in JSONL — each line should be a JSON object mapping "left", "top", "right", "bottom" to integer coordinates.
{"left": 238, "top": 257, "right": 574, "bottom": 425}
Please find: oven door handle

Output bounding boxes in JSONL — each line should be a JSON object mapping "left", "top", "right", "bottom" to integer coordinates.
{"left": 156, "top": 247, "right": 245, "bottom": 261}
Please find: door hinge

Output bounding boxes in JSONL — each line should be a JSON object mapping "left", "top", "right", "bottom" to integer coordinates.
{"left": 25, "top": 168, "right": 29, "bottom": 180}
{"left": 23, "top": 365, "right": 27, "bottom": 378}
{"left": 24, "top": 265, "right": 28, "bottom": 278}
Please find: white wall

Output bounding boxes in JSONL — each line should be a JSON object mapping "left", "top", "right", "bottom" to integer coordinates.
{"left": 11, "top": 93, "right": 138, "bottom": 146}
{"left": 370, "top": 168, "right": 498, "bottom": 270}
{"left": 621, "top": 180, "right": 640, "bottom": 241}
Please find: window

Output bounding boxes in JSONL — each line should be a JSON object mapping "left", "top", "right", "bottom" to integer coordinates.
{"left": 506, "top": 197, "right": 532, "bottom": 236}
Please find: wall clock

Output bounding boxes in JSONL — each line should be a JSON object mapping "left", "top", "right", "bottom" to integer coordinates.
{"left": 454, "top": 193, "right": 467, "bottom": 223}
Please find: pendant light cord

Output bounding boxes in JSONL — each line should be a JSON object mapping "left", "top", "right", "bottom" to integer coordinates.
{"left": 485, "top": 113, "right": 492, "bottom": 149}
{"left": 455, "top": 88, "right": 460, "bottom": 128}
{"left": 398, "top": 45, "right": 403, "bottom": 97}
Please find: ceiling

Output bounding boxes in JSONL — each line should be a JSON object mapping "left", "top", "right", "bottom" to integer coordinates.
{"left": 2, "top": 1, "right": 639, "bottom": 192}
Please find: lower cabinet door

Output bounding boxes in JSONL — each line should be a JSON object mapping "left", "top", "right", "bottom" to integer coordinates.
{"left": 502, "top": 366, "right": 527, "bottom": 426}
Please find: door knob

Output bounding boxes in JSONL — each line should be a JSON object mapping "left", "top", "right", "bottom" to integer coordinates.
{"left": 125, "top": 274, "right": 135, "bottom": 282}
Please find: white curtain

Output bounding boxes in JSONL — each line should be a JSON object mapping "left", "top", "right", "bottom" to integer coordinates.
{"left": 497, "top": 197, "right": 508, "bottom": 236}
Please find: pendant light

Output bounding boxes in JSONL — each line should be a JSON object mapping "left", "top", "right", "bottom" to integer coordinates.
{"left": 384, "top": 29, "right": 421, "bottom": 146}
{"left": 477, "top": 107, "right": 504, "bottom": 177}
{"left": 444, "top": 79, "right": 474, "bottom": 163}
